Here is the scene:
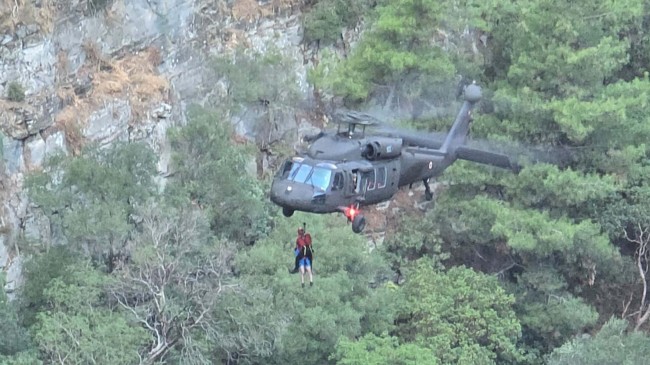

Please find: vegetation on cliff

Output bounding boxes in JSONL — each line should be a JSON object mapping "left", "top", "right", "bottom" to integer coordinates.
{"left": 3, "top": 0, "right": 650, "bottom": 364}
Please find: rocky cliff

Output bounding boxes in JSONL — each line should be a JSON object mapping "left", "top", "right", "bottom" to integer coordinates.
{"left": 0, "top": 0, "right": 318, "bottom": 293}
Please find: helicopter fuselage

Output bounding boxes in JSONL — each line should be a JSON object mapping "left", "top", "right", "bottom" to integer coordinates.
{"left": 269, "top": 131, "right": 456, "bottom": 219}
{"left": 269, "top": 83, "right": 512, "bottom": 234}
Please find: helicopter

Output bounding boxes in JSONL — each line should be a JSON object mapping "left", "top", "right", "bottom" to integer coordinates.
{"left": 269, "top": 82, "right": 519, "bottom": 234}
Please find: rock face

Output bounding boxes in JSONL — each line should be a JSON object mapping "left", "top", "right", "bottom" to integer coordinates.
{"left": 0, "top": 0, "right": 484, "bottom": 294}
{"left": 0, "top": 0, "right": 314, "bottom": 294}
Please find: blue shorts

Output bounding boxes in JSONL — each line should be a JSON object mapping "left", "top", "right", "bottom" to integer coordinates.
{"left": 299, "top": 257, "right": 311, "bottom": 268}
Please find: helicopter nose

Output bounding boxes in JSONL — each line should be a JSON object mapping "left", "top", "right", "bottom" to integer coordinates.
{"left": 270, "top": 180, "right": 297, "bottom": 204}
{"left": 270, "top": 180, "right": 319, "bottom": 210}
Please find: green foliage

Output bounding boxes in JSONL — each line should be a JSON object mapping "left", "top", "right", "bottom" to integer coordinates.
{"left": 478, "top": 0, "right": 647, "bottom": 145}
{"left": 11, "top": 0, "right": 650, "bottom": 362}
{"left": 19, "top": 246, "right": 81, "bottom": 327}
{"left": 396, "top": 264, "right": 524, "bottom": 364}
{"left": 332, "top": 333, "right": 438, "bottom": 365}
{"left": 0, "top": 351, "right": 42, "bottom": 365}
{"left": 511, "top": 268, "right": 599, "bottom": 353}
{"left": 105, "top": 202, "right": 284, "bottom": 364}
{"left": 381, "top": 212, "right": 450, "bottom": 269}
{"left": 303, "top": 0, "right": 373, "bottom": 45}
{"left": 547, "top": 318, "right": 650, "bottom": 365}
{"left": 212, "top": 47, "right": 301, "bottom": 109}
{"left": 25, "top": 142, "right": 158, "bottom": 266}
{"left": 0, "top": 274, "right": 32, "bottom": 357}
{"left": 235, "top": 214, "right": 397, "bottom": 364}
{"left": 502, "top": 164, "right": 618, "bottom": 212}
{"left": 483, "top": 0, "right": 644, "bottom": 91}
{"left": 6, "top": 81, "right": 25, "bottom": 102}
{"left": 167, "top": 105, "right": 270, "bottom": 243}
{"left": 312, "top": 0, "right": 457, "bottom": 102}
{"left": 490, "top": 199, "right": 616, "bottom": 262}
{"left": 31, "top": 262, "right": 148, "bottom": 364}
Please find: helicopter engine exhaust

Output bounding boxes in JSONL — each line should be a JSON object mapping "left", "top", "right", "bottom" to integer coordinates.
{"left": 363, "top": 137, "right": 402, "bottom": 160}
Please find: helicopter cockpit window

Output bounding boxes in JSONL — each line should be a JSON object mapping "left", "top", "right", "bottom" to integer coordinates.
{"left": 285, "top": 162, "right": 334, "bottom": 191}
{"left": 280, "top": 160, "right": 298, "bottom": 178}
{"left": 292, "top": 164, "right": 312, "bottom": 183}
{"left": 306, "top": 167, "right": 332, "bottom": 191}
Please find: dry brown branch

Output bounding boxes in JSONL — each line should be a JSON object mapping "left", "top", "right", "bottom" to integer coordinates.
{"left": 623, "top": 224, "right": 650, "bottom": 331}
{"left": 109, "top": 204, "right": 238, "bottom": 364}
{"left": 51, "top": 46, "right": 170, "bottom": 153}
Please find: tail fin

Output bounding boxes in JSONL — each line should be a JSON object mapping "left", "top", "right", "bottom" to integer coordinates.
{"left": 440, "top": 82, "right": 482, "bottom": 153}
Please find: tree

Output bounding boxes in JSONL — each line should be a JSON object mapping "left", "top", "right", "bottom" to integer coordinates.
{"left": 0, "top": 274, "right": 32, "bottom": 357}
{"left": 234, "top": 213, "right": 397, "bottom": 364}
{"left": 19, "top": 245, "right": 82, "bottom": 327}
{"left": 395, "top": 263, "right": 524, "bottom": 364}
{"left": 332, "top": 333, "right": 438, "bottom": 365}
{"left": 109, "top": 202, "right": 231, "bottom": 363}
{"left": 303, "top": 0, "right": 374, "bottom": 45}
{"left": 108, "top": 203, "right": 284, "bottom": 364}
{"left": 547, "top": 318, "right": 650, "bottom": 365}
{"left": 167, "top": 105, "right": 271, "bottom": 243}
{"left": 312, "top": 0, "right": 458, "bottom": 104}
{"left": 380, "top": 211, "right": 449, "bottom": 272}
{"left": 25, "top": 142, "right": 158, "bottom": 270}
{"left": 31, "top": 263, "right": 148, "bottom": 365}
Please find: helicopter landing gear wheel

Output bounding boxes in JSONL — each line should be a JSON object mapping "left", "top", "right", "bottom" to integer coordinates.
{"left": 282, "top": 207, "right": 294, "bottom": 217}
{"left": 352, "top": 214, "right": 366, "bottom": 234}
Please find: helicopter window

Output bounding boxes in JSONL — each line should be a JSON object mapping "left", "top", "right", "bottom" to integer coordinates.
{"left": 292, "top": 164, "right": 312, "bottom": 182}
{"left": 280, "top": 160, "right": 297, "bottom": 178}
{"left": 307, "top": 167, "right": 333, "bottom": 191}
{"left": 332, "top": 172, "right": 344, "bottom": 191}
{"left": 376, "top": 167, "right": 387, "bottom": 188}
{"left": 366, "top": 170, "right": 376, "bottom": 191}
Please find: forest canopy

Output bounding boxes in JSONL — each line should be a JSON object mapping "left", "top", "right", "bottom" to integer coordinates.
{"left": 4, "top": 0, "right": 650, "bottom": 364}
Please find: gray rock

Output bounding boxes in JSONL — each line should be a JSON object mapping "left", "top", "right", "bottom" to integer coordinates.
{"left": 44, "top": 132, "right": 68, "bottom": 158}
{"left": 0, "top": 234, "right": 7, "bottom": 272}
{"left": 55, "top": 0, "right": 196, "bottom": 75}
{"left": 20, "top": 40, "right": 56, "bottom": 95}
{"left": 1, "top": 35, "right": 13, "bottom": 45}
{"left": 2, "top": 138, "right": 24, "bottom": 174}
{"left": 23, "top": 206, "right": 50, "bottom": 245}
{"left": 4, "top": 255, "right": 23, "bottom": 299}
{"left": 25, "top": 136, "right": 46, "bottom": 168}
{"left": 83, "top": 100, "right": 131, "bottom": 146}
{"left": 151, "top": 103, "right": 172, "bottom": 119}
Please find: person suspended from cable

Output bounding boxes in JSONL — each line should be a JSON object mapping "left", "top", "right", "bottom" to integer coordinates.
{"left": 289, "top": 224, "right": 313, "bottom": 279}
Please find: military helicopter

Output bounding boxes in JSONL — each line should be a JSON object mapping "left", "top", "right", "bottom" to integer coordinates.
{"left": 269, "top": 82, "right": 518, "bottom": 234}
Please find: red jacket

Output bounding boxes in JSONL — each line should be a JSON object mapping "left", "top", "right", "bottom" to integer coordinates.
{"left": 296, "top": 233, "right": 312, "bottom": 252}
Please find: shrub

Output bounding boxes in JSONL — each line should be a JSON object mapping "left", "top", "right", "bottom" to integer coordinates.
{"left": 6, "top": 81, "right": 25, "bottom": 102}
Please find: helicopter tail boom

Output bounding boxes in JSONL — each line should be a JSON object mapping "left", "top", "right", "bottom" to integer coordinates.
{"left": 440, "top": 83, "right": 482, "bottom": 154}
